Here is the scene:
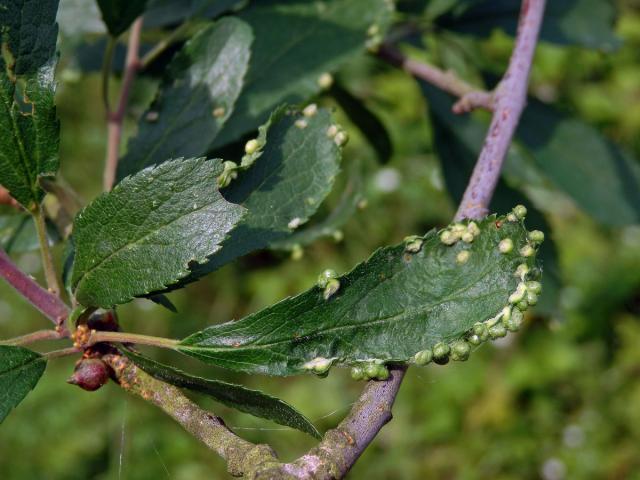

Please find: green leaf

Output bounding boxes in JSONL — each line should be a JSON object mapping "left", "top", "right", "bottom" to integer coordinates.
{"left": 124, "top": 350, "right": 321, "bottom": 438}
{"left": 422, "top": 82, "right": 561, "bottom": 314}
{"left": 71, "top": 157, "right": 246, "bottom": 308}
{"left": 271, "top": 162, "right": 363, "bottom": 251}
{"left": 0, "top": 0, "right": 60, "bottom": 210}
{"left": 213, "top": 0, "right": 394, "bottom": 147}
{"left": 516, "top": 100, "right": 640, "bottom": 226}
{"left": 184, "top": 107, "right": 342, "bottom": 283}
{"left": 435, "top": 0, "right": 620, "bottom": 50}
{"left": 178, "top": 213, "right": 541, "bottom": 376}
{"left": 96, "top": 0, "right": 147, "bottom": 36}
{"left": 116, "top": 18, "right": 253, "bottom": 181}
{"left": 0, "top": 346, "right": 47, "bottom": 424}
{"left": 331, "top": 83, "right": 392, "bottom": 164}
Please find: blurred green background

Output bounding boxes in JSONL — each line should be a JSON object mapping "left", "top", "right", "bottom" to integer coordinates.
{"left": 2, "top": 1, "right": 640, "bottom": 479}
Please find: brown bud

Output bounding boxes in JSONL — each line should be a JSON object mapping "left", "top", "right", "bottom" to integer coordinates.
{"left": 87, "top": 309, "right": 119, "bottom": 332}
{"left": 67, "top": 359, "right": 111, "bottom": 391}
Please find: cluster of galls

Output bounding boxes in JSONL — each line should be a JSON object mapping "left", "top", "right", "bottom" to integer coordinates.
{"left": 411, "top": 205, "right": 543, "bottom": 368}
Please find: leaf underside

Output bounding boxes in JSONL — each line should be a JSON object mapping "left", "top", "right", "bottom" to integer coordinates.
{"left": 179, "top": 213, "right": 540, "bottom": 376}
{"left": 124, "top": 349, "right": 320, "bottom": 438}
{"left": 71, "top": 157, "right": 245, "bottom": 308}
{"left": 0, "top": 346, "right": 47, "bottom": 424}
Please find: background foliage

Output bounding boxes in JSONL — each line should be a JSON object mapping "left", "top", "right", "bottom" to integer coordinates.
{"left": 1, "top": 0, "right": 640, "bottom": 478}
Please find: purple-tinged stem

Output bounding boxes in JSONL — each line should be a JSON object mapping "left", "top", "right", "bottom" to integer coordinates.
{"left": 456, "top": 0, "right": 546, "bottom": 220}
{"left": 0, "top": 249, "right": 69, "bottom": 327}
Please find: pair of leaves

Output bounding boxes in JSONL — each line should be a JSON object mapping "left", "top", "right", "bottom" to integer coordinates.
{"left": 124, "top": 350, "right": 320, "bottom": 438}
{"left": 184, "top": 107, "right": 342, "bottom": 284}
{"left": 0, "top": 0, "right": 60, "bottom": 210}
{"left": 178, "top": 213, "right": 539, "bottom": 376}
{"left": 117, "top": 17, "right": 253, "bottom": 181}
{"left": 72, "top": 105, "right": 342, "bottom": 308}
{"left": 212, "top": 0, "right": 394, "bottom": 148}
{"left": 117, "top": 0, "right": 392, "bottom": 180}
{"left": 0, "top": 346, "right": 46, "bottom": 424}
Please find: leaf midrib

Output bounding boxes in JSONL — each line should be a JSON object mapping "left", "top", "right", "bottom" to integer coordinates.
{"left": 73, "top": 194, "right": 228, "bottom": 296}
{"left": 181, "top": 258, "right": 501, "bottom": 356}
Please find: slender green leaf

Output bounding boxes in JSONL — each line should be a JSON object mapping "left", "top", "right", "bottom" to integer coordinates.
{"left": 435, "top": 0, "right": 620, "bottom": 50}
{"left": 0, "top": 346, "right": 47, "bottom": 424}
{"left": 71, "top": 157, "right": 246, "bottom": 308}
{"left": 179, "top": 213, "right": 541, "bottom": 376}
{"left": 213, "top": 0, "right": 394, "bottom": 147}
{"left": 183, "top": 107, "right": 342, "bottom": 284}
{"left": 96, "top": 0, "right": 147, "bottom": 36}
{"left": 0, "top": 0, "right": 60, "bottom": 210}
{"left": 117, "top": 18, "right": 253, "bottom": 181}
{"left": 124, "top": 350, "right": 321, "bottom": 438}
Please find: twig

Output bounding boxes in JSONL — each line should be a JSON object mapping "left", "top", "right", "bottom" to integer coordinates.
{"left": 33, "top": 206, "right": 60, "bottom": 296}
{"left": 102, "top": 353, "right": 278, "bottom": 477}
{"left": 97, "top": 1, "right": 547, "bottom": 477}
{"left": 0, "top": 329, "right": 64, "bottom": 346}
{"left": 45, "top": 347, "right": 81, "bottom": 360}
{"left": 377, "top": 44, "right": 494, "bottom": 113}
{"left": 103, "top": 17, "right": 144, "bottom": 191}
{"left": 0, "top": 249, "right": 69, "bottom": 327}
{"left": 456, "top": 0, "right": 546, "bottom": 220}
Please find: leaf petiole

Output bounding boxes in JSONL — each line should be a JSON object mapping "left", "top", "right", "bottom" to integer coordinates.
{"left": 33, "top": 207, "right": 60, "bottom": 296}
{"left": 85, "top": 330, "right": 180, "bottom": 350}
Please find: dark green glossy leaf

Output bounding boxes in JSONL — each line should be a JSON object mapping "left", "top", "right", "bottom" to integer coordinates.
{"left": 183, "top": 107, "right": 342, "bottom": 283}
{"left": 0, "top": 0, "right": 60, "bottom": 210}
{"left": 179, "top": 213, "right": 540, "bottom": 376}
{"left": 422, "top": 83, "right": 560, "bottom": 314}
{"left": 117, "top": 17, "right": 253, "bottom": 181}
{"left": 331, "top": 83, "right": 392, "bottom": 164}
{"left": 96, "top": 0, "right": 147, "bottom": 36}
{"left": 124, "top": 350, "right": 320, "bottom": 438}
{"left": 213, "top": 0, "right": 394, "bottom": 147}
{"left": 435, "top": 0, "right": 620, "bottom": 50}
{"left": 71, "top": 157, "right": 246, "bottom": 308}
{"left": 516, "top": 100, "right": 640, "bottom": 226}
{"left": 0, "top": 346, "right": 47, "bottom": 424}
